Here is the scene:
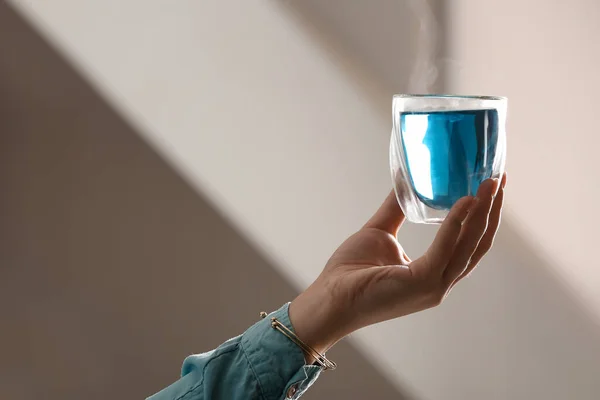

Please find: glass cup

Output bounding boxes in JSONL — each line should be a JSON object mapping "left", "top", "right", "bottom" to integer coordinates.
{"left": 390, "top": 95, "right": 507, "bottom": 224}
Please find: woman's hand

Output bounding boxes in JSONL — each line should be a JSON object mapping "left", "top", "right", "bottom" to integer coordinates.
{"left": 289, "top": 174, "right": 506, "bottom": 356}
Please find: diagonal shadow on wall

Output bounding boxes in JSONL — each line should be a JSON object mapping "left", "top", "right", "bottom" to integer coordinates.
{"left": 3, "top": 2, "right": 600, "bottom": 400}
{"left": 0, "top": 4, "right": 414, "bottom": 400}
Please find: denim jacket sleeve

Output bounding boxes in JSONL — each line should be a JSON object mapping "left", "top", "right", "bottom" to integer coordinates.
{"left": 147, "top": 303, "right": 322, "bottom": 400}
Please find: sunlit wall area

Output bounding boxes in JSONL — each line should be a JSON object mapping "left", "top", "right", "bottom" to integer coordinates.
{"left": 447, "top": 0, "right": 600, "bottom": 320}
{"left": 3, "top": 1, "right": 600, "bottom": 400}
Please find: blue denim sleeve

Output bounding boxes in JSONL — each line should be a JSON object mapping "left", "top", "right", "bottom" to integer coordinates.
{"left": 146, "top": 303, "right": 322, "bottom": 400}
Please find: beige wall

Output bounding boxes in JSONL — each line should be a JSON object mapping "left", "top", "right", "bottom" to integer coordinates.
{"left": 0, "top": 5, "right": 408, "bottom": 399}
{"left": 284, "top": 0, "right": 446, "bottom": 94}
{"left": 447, "top": 0, "right": 600, "bottom": 316}
{"left": 5, "top": 1, "right": 600, "bottom": 400}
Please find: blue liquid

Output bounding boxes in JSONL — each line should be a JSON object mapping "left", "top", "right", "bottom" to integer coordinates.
{"left": 400, "top": 109, "right": 499, "bottom": 210}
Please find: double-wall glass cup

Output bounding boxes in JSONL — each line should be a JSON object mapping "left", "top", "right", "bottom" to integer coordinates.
{"left": 390, "top": 95, "right": 507, "bottom": 224}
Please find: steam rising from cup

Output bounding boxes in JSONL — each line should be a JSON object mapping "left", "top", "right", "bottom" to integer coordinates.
{"left": 407, "top": 0, "right": 439, "bottom": 94}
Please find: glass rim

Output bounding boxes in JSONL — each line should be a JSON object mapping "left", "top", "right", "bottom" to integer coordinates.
{"left": 393, "top": 94, "right": 506, "bottom": 101}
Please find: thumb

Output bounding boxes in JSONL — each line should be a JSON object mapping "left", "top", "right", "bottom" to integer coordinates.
{"left": 363, "top": 190, "right": 406, "bottom": 236}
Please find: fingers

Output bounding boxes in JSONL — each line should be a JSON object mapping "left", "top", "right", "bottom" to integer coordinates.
{"left": 363, "top": 190, "right": 406, "bottom": 236}
{"left": 442, "top": 177, "right": 500, "bottom": 286}
{"left": 424, "top": 195, "right": 475, "bottom": 271}
{"left": 451, "top": 173, "right": 506, "bottom": 287}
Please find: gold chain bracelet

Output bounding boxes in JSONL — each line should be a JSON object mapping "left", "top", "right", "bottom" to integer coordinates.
{"left": 259, "top": 311, "right": 337, "bottom": 371}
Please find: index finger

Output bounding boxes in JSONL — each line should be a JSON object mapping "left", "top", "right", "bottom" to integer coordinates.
{"left": 442, "top": 178, "right": 500, "bottom": 286}
{"left": 451, "top": 173, "right": 507, "bottom": 287}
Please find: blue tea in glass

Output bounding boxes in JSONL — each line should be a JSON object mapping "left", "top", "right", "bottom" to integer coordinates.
{"left": 390, "top": 95, "right": 506, "bottom": 224}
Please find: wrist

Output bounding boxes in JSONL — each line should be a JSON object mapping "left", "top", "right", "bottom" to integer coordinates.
{"left": 288, "top": 279, "right": 351, "bottom": 360}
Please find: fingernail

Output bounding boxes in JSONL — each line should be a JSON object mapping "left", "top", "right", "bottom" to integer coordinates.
{"left": 492, "top": 178, "right": 500, "bottom": 197}
{"left": 501, "top": 173, "right": 508, "bottom": 189}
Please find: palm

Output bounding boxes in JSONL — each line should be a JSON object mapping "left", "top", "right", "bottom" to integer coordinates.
{"left": 329, "top": 228, "right": 408, "bottom": 268}
{"left": 322, "top": 227, "right": 432, "bottom": 328}
{"left": 318, "top": 179, "right": 504, "bottom": 330}
{"left": 289, "top": 177, "right": 505, "bottom": 354}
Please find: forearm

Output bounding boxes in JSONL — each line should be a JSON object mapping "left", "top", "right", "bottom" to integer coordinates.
{"left": 288, "top": 278, "right": 353, "bottom": 363}
{"left": 147, "top": 304, "right": 321, "bottom": 400}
